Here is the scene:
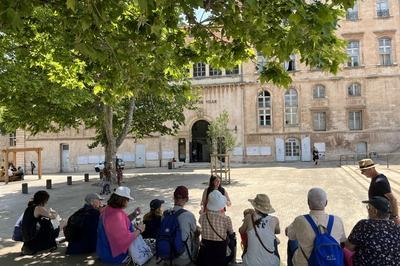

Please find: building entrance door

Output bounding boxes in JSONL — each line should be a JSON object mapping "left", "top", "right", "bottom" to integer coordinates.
{"left": 60, "top": 144, "right": 70, "bottom": 172}
{"left": 356, "top": 142, "right": 367, "bottom": 160}
{"left": 285, "top": 138, "right": 300, "bottom": 161}
{"left": 191, "top": 120, "right": 210, "bottom": 162}
{"left": 135, "top": 144, "right": 145, "bottom": 167}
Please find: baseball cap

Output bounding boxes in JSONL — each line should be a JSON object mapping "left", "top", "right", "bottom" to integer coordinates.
{"left": 150, "top": 199, "right": 165, "bottom": 210}
{"left": 362, "top": 196, "right": 391, "bottom": 213}
{"left": 174, "top": 186, "right": 189, "bottom": 199}
{"left": 85, "top": 193, "right": 104, "bottom": 205}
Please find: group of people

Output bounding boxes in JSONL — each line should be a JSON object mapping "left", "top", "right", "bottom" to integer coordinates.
{"left": 15, "top": 158, "right": 400, "bottom": 265}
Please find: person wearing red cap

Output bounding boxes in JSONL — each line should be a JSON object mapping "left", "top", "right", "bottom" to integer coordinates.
{"left": 170, "top": 186, "right": 200, "bottom": 265}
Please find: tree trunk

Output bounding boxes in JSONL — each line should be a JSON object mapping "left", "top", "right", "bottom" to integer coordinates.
{"left": 104, "top": 105, "right": 117, "bottom": 183}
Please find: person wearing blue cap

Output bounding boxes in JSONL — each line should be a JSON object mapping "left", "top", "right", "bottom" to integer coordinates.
{"left": 142, "top": 199, "right": 165, "bottom": 239}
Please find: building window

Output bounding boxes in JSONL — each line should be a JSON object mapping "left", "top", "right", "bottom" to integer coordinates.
{"left": 349, "top": 111, "right": 362, "bottom": 130}
{"left": 378, "top": 37, "right": 392, "bottom": 65}
{"left": 9, "top": 132, "right": 16, "bottom": 146}
{"left": 193, "top": 62, "right": 206, "bottom": 77}
{"left": 348, "top": 83, "right": 361, "bottom": 96}
{"left": 284, "top": 88, "right": 298, "bottom": 125}
{"left": 256, "top": 52, "right": 267, "bottom": 73}
{"left": 284, "top": 55, "right": 296, "bottom": 71}
{"left": 258, "top": 91, "right": 271, "bottom": 126}
{"left": 225, "top": 65, "right": 239, "bottom": 75}
{"left": 347, "top": 41, "right": 360, "bottom": 67}
{"left": 376, "top": 0, "right": 389, "bottom": 17}
{"left": 209, "top": 66, "right": 222, "bottom": 76}
{"left": 313, "top": 112, "right": 326, "bottom": 131}
{"left": 346, "top": 3, "right": 358, "bottom": 21}
{"left": 313, "top": 84, "right": 326, "bottom": 99}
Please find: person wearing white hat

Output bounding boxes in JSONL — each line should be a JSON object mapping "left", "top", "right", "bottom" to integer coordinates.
{"left": 358, "top": 158, "right": 399, "bottom": 224}
{"left": 198, "top": 190, "right": 234, "bottom": 266}
{"left": 239, "top": 194, "right": 280, "bottom": 266}
{"left": 96, "top": 186, "right": 145, "bottom": 264}
{"left": 65, "top": 193, "right": 104, "bottom": 255}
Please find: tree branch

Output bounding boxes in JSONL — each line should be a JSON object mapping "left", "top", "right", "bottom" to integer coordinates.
{"left": 116, "top": 98, "right": 135, "bottom": 147}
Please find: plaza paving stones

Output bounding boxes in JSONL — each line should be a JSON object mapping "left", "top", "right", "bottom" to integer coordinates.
{"left": 0, "top": 162, "right": 399, "bottom": 265}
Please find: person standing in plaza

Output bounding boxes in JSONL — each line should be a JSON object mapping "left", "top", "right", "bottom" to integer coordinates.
{"left": 358, "top": 158, "right": 400, "bottom": 224}
{"left": 30, "top": 161, "right": 36, "bottom": 175}
{"left": 312, "top": 147, "right": 319, "bottom": 165}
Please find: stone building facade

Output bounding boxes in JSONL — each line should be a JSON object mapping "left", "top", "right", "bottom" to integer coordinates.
{"left": 3, "top": 0, "right": 400, "bottom": 173}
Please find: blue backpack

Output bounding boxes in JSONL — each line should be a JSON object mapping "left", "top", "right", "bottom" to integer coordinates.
{"left": 156, "top": 209, "right": 188, "bottom": 262}
{"left": 304, "top": 215, "right": 344, "bottom": 266}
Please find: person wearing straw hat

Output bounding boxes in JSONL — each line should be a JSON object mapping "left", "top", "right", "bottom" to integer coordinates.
{"left": 285, "top": 188, "right": 346, "bottom": 266}
{"left": 358, "top": 158, "right": 399, "bottom": 224}
{"left": 239, "top": 194, "right": 280, "bottom": 266}
{"left": 198, "top": 190, "right": 233, "bottom": 266}
{"left": 96, "top": 186, "right": 145, "bottom": 264}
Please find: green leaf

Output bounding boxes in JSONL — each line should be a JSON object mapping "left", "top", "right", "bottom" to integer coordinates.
{"left": 66, "top": 0, "right": 76, "bottom": 12}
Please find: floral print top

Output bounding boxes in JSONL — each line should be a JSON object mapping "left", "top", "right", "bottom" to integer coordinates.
{"left": 348, "top": 219, "right": 400, "bottom": 266}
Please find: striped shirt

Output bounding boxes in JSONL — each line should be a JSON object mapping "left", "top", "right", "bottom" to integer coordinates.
{"left": 199, "top": 210, "right": 233, "bottom": 241}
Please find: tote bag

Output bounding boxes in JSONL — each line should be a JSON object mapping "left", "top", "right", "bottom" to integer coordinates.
{"left": 129, "top": 233, "right": 153, "bottom": 265}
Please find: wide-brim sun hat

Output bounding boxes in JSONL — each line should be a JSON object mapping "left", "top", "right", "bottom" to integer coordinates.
{"left": 249, "top": 194, "right": 275, "bottom": 214}
{"left": 207, "top": 190, "right": 227, "bottom": 211}
{"left": 114, "top": 186, "right": 134, "bottom": 200}
{"left": 358, "top": 158, "right": 377, "bottom": 170}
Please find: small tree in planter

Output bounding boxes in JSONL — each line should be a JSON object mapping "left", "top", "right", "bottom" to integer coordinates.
{"left": 207, "top": 111, "right": 236, "bottom": 183}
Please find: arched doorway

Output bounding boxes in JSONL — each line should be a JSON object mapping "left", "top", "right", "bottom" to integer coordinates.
{"left": 191, "top": 120, "right": 211, "bottom": 162}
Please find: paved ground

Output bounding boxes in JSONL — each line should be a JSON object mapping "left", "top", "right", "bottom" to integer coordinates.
{"left": 0, "top": 161, "right": 399, "bottom": 265}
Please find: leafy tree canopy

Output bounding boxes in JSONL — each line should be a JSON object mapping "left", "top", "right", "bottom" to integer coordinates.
{"left": 0, "top": 0, "right": 354, "bottom": 166}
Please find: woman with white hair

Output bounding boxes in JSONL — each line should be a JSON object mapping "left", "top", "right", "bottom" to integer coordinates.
{"left": 239, "top": 194, "right": 280, "bottom": 266}
{"left": 198, "top": 190, "right": 233, "bottom": 266}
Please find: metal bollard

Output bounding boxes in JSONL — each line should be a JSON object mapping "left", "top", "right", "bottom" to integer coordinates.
{"left": 67, "top": 176, "right": 72, "bottom": 185}
{"left": 84, "top": 173, "right": 89, "bottom": 182}
{"left": 22, "top": 183, "right": 28, "bottom": 194}
{"left": 46, "top": 179, "right": 52, "bottom": 189}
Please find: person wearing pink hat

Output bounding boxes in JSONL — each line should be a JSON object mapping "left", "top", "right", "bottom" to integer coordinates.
{"left": 96, "top": 186, "right": 145, "bottom": 264}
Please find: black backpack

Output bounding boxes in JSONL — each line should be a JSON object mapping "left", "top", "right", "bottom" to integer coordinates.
{"left": 64, "top": 208, "right": 89, "bottom": 242}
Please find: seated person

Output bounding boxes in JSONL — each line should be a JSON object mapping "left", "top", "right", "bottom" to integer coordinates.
{"left": 239, "top": 194, "right": 280, "bottom": 266}
{"left": 65, "top": 193, "right": 104, "bottom": 255}
{"left": 346, "top": 196, "right": 400, "bottom": 265}
{"left": 0, "top": 166, "right": 5, "bottom": 181}
{"left": 15, "top": 167, "right": 25, "bottom": 180}
{"left": 285, "top": 188, "right": 346, "bottom": 266}
{"left": 21, "top": 190, "right": 60, "bottom": 255}
{"left": 96, "top": 187, "right": 145, "bottom": 264}
{"left": 142, "top": 199, "right": 164, "bottom": 239}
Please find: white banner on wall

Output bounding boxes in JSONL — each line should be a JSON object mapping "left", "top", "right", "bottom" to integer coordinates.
{"left": 146, "top": 152, "right": 159, "bottom": 160}
{"left": 88, "top": 155, "right": 101, "bottom": 164}
{"left": 260, "top": 146, "right": 272, "bottom": 156}
{"left": 246, "top": 146, "right": 260, "bottom": 156}
{"left": 121, "top": 153, "right": 135, "bottom": 162}
{"left": 162, "top": 151, "right": 175, "bottom": 159}
{"left": 77, "top": 156, "right": 89, "bottom": 165}
{"left": 233, "top": 147, "right": 243, "bottom": 156}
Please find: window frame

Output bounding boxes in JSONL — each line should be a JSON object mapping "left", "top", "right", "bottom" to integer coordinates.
{"left": 376, "top": 0, "right": 390, "bottom": 17}
{"left": 257, "top": 90, "right": 272, "bottom": 126}
{"left": 313, "top": 112, "right": 327, "bottom": 131}
{"left": 347, "top": 40, "right": 360, "bottom": 67}
{"left": 348, "top": 83, "right": 361, "bottom": 97}
{"left": 378, "top": 37, "right": 392, "bottom": 65}
{"left": 313, "top": 84, "right": 326, "bottom": 99}
{"left": 9, "top": 132, "right": 16, "bottom": 147}
{"left": 284, "top": 88, "right": 298, "bottom": 126}
{"left": 209, "top": 66, "right": 222, "bottom": 76}
{"left": 225, "top": 65, "right": 239, "bottom": 75}
{"left": 349, "top": 110, "right": 363, "bottom": 130}
{"left": 193, "top": 62, "right": 206, "bottom": 77}
{"left": 346, "top": 2, "right": 359, "bottom": 21}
